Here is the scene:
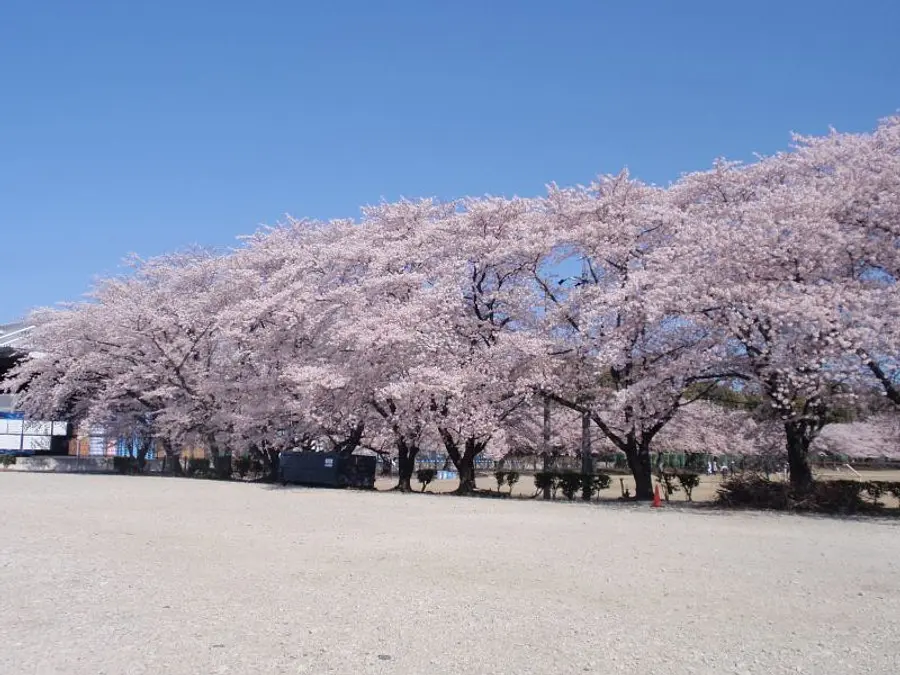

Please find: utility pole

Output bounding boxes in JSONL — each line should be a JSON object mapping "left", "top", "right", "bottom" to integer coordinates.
{"left": 542, "top": 394, "right": 551, "bottom": 499}
{"left": 581, "top": 409, "right": 592, "bottom": 476}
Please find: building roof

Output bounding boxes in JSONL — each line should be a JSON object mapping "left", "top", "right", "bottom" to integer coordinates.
{"left": 0, "top": 323, "right": 33, "bottom": 349}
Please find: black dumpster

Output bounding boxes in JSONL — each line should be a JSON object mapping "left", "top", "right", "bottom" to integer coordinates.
{"left": 279, "top": 451, "right": 376, "bottom": 489}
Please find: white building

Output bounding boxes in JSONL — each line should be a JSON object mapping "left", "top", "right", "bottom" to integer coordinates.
{"left": 0, "top": 322, "right": 69, "bottom": 454}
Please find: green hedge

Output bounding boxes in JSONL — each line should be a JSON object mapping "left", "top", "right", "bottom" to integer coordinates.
{"left": 533, "top": 471, "right": 612, "bottom": 500}
{"left": 717, "top": 476, "right": 900, "bottom": 514}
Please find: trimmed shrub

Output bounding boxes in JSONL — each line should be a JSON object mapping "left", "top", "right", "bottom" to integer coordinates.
{"left": 811, "top": 480, "right": 870, "bottom": 514}
{"left": 864, "top": 481, "right": 887, "bottom": 506}
{"left": 656, "top": 470, "right": 680, "bottom": 502}
{"left": 416, "top": 468, "right": 437, "bottom": 492}
{"left": 494, "top": 470, "right": 507, "bottom": 491}
{"left": 249, "top": 456, "right": 265, "bottom": 476}
{"left": 717, "top": 475, "right": 875, "bottom": 514}
{"left": 234, "top": 455, "right": 251, "bottom": 479}
{"left": 1, "top": 455, "right": 16, "bottom": 467}
{"left": 861, "top": 481, "right": 900, "bottom": 507}
{"left": 558, "top": 472, "right": 583, "bottom": 501}
{"left": 113, "top": 456, "right": 140, "bottom": 474}
{"left": 533, "top": 472, "right": 609, "bottom": 500}
{"left": 717, "top": 475, "right": 792, "bottom": 510}
{"left": 580, "top": 473, "right": 610, "bottom": 500}
{"left": 505, "top": 471, "right": 520, "bottom": 494}
{"left": 593, "top": 473, "right": 612, "bottom": 492}
{"left": 534, "top": 472, "right": 557, "bottom": 499}
{"left": 580, "top": 474, "right": 594, "bottom": 501}
{"left": 676, "top": 472, "right": 701, "bottom": 502}
{"left": 186, "top": 457, "right": 211, "bottom": 478}
{"left": 887, "top": 482, "right": 900, "bottom": 503}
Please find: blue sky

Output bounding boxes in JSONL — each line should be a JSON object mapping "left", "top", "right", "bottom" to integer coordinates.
{"left": 2, "top": 0, "right": 898, "bottom": 320}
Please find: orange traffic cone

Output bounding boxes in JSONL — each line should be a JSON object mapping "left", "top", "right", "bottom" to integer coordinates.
{"left": 652, "top": 484, "right": 662, "bottom": 508}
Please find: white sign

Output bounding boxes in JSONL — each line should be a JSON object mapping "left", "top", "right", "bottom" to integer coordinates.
{"left": 24, "top": 421, "right": 53, "bottom": 436}
{"left": 0, "top": 434, "right": 21, "bottom": 451}
{"left": 22, "top": 436, "right": 51, "bottom": 451}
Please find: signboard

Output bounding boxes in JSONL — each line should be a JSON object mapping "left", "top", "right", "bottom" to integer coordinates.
{"left": 22, "top": 435, "right": 51, "bottom": 451}
{"left": 0, "top": 434, "right": 21, "bottom": 451}
{"left": 0, "top": 413, "right": 69, "bottom": 453}
{"left": 24, "top": 421, "right": 53, "bottom": 436}
{"left": 3, "top": 419, "right": 23, "bottom": 435}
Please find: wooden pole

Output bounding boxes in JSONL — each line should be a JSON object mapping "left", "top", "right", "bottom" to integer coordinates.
{"left": 542, "top": 394, "right": 551, "bottom": 499}
{"left": 581, "top": 410, "right": 592, "bottom": 500}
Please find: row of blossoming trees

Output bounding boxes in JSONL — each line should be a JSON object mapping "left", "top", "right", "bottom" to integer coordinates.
{"left": 6, "top": 118, "right": 900, "bottom": 499}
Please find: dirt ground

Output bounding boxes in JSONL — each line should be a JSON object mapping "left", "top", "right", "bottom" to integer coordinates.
{"left": 1, "top": 473, "right": 898, "bottom": 674}
{"left": 383, "top": 469, "right": 900, "bottom": 507}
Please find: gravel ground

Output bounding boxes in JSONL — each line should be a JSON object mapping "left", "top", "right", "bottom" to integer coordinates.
{"left": 1, "top": 473, "right": 898, "bottom": 675}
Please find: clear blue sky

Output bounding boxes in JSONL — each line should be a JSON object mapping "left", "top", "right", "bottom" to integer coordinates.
{"left": 2, "top": 0, "right": 898, "bottom": 320}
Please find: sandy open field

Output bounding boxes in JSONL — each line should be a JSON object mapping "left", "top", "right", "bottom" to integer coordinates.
{"left": 1, "top": 473, "right": 898, "bottom": 674}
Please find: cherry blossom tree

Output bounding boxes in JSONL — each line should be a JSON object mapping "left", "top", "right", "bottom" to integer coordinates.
{"left": 813, "top": 414, "right": 900, "bottom": 461}
{"left": 788, "top": 117, "right": 900, "bottom": 407}
{"left": 531, "top": 172, "right": 735, "bottom": 500}
{"left": 8, "top": 302, "right": 161, "bottom": 466}
{"left": 654, "top": 400, "right": 783, "bottom": 465}
{"left": 671, "top": 151, "right": 864, "bottom": 490}
{"left": 223, "top": 217, "right": 381, "bottom": 478}
{"left": 9, "top": 251, "right": 248, "bottom": 470}
{"left": 668, "top": 118, "right": 900, "bottom": 490}
{"left": 354, "top": 197, "right": 542, "bottom": 493}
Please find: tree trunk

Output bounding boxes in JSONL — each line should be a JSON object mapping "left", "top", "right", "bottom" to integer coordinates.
{"left": 542, "top": 396, "right": 552, "bottom": 500}
{"left": 455, "top": 438, "right": 485, "bottom": 495}
{"left": 206, "top": 434, "right": 220, "bottom": 464}
{"left": 136, "top": 438, "right": 151, "bottom": 471}
{"left": 264, "top": 448, "right": 280, "bottom": 483}
{"left": 541, "top": 453, "right": 552, "bottom": 500}
{"left": 395, "top": 440, "right": 419, "bottom": 493}
{"left": 456, "top": 452, "right": 477, "bottom": 495}
{"left": 784, "top": 421, "right": 814, "bottom": 492}
{"left": 168, "top": 453, "right": 184, "bottom": 475}
{"left": 335, "top": 422, "right": 365, "bottom": 457}
{"left": 624, "top": 437, "right": 654, "bottom": 501}
{"left": 439, "top": 430, "right": 482, "bottom": 495}
{"left": 863, "top": 353, "right": 900, "bottom": 407}
{"left": 205, "top": 434, "right": 230, "bottom": 479}
{"left": 158, "top": 439, "right": 183, "bottom": 476}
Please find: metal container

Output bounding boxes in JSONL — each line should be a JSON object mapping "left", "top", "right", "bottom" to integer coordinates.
{"left": 279, "top": 451, "right": 376, "bottom": 489}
